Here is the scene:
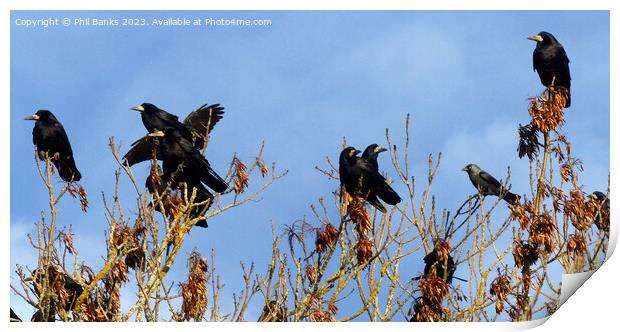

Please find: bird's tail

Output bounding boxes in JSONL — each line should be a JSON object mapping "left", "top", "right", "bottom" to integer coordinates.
{"left": 367, "top": 193, "right": 387, "bottom": 213}
{"left": 375, "top": 181, "right": 401, "bottom": 206}
{"left": 503, "top": 191, "right": 520, "bottom": 205}
{"left": 202, "top": 164, "right": 228, "bottom": 193}
{"left": 54, "top": 157, "right": 82, "bottom": 182}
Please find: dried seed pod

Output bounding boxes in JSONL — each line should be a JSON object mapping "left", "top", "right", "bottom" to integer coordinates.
{"left": 567, "top": 234, "right": 587, "bottom": 258}
{"left": 355, "top": 238, "right": 374, "bottom": 265}
{"left": 517, "top": 123, "right": 539, "bottom": 160}
{"left": 180, "top": 251, "right": 209, "bottom": 321}
{"left": 348, "top": 196, "right": 372, "bottom": 237}
{"left": 489, "top": 271, "right": 511, "bottom": 314}
{"left": 422, "top": 240, "right": 456, "bottom": 284}
{"left": 233, "top": 157, "right": 249, "bottom": 194}
{"left": 306, "top": 265, "right": 318, "bottom": 284}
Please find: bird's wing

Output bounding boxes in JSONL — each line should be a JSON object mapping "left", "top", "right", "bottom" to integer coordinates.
{"left": 175, "top": 136, "right": 228, "bottom": 193}
{"left": 357, "top": 159, "right": 401, "bottom": 205}
{"left": 122, "top": 136, "right": 162, "bottom": 166}
{"left": 478, "top": 170, "right": 502, "bottom": 189}
{"left": 37, "top": 122, "right": 82, "bottom": 181}
{"left": 559, "top": 45, "right": 570, "bottom": 64}
{"left": 423, "top": 251, "right": 435, "bottom": 264}
{"left": 49, "top": 122, "right": 75, "bottom": 156}
{"left": 153, "top": 109, "right": 195, "bottom": 139}
{"left": 558, "top": 46, "right": 571, "bottom": 80}
{"left": 154, "top": 109, "right": 180, "bottom": 123}
{"left": 183, "top": 104, "right": 225, "bottom": 138}
{"left": 532, "top": 49, "right": 540, "bottom": 72}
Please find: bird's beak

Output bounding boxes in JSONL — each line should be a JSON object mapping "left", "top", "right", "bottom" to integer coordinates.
{"left": 528, "top": 35, "right": 543, "bottom": 42}
{"left": 147, "top": 130, "right": 165, "bottom": 137}
{"left": 130, "top": 105, "right": 145, "bottom": 112}
{"left": 354, "top": 149, "right": 361, "bottom": 155}
{"left": 375, "top": 146, "right": 388, "bottom": 154}
{"left": 24, "top": 114, "right": 40, "bottom": 121}
{"left": 461, "top": 167, "right": 467, "bottom": 171}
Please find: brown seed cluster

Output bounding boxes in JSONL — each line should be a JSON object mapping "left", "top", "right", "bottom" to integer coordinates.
{"left": 489, "top": 272, "right": 511, "bottom": 314}
{"left": 309, "top": 297, "right": 337, "bottom": 322}
{"left": 529, "top": 213, "right": 557, "bottom": 253}
{"left": 355, "top": 237, "right": 374, "bottom": 265}
{"left": 411, "top": 276, "right": 450, "bottom": 322}
{"left": 71, "top": 267, "right": 108, "bottom": 321}
{"left": 560, "top": 163, "right": 574, "bottom": 183}
{"left": 259, "top": 160, "right": 269, "bottom": 178}
{"left": 163, "top": 191, "right": 186, "bottom": 221}
{"left": 180, "top": 251, "right": 209, "bottom": 321}
{"left": 564, "top": 189, "right": 595, "bottom": 231}
{"left": 306, "top": 265, "right": 318, "bottom": 284}
{"left": 527, "top": 88, "right": 568, "bottom": 134}
{"left": 419, "top": 276, "right": 450, "bottom": 305}
{"left": 567, "top": 234, "right": 587, "bottom": 258}
{"left": 105, "top": 225, "right": 131, "bottom": 315}
{"left": 509, "top": 202, "right": 531, "bottom": 230}
{"left": 233, "top": 157, "right": 249, "bottom": 194}
{"left": 435, "top": 240, "right": 451, "bottom": 264}
{"left": 125, "top": 224, "right": 146, "bottom": 270}
{"left": 78, "top": 300, "right": 108, "bottom": 322}
{"left": 512, "top": 240, "right": 539, "bottom": 269}
{"left": 149, "top": 164, "right": 162, "bottom": 190}
{"left": 48, "top": 266, "right": 70, "bottom": 311}
{"left": 67, "top": 183, "right": 89, "bottom": 212}
{"left": 517, "top": 123, "right": 540, "bottom": 160}
{"left": 111, "top": 224, "right": 131, "bottom": 249}
{"left": 347, "top": 196, "right": 372, "bottom": 237}
{"left": 102, "top": 258, "right": 129, "bottom": 317}
{"left": 345, "top": 195, "right": 376, "bottom": 266}
{"left": 78, "top": 185, "right": 89, "bottom": 212}
{"left": 61, "top": 227, "right": 75, "bottom": 254}
{"left": 315, "top": 223, "right": 339, "bottom": 253}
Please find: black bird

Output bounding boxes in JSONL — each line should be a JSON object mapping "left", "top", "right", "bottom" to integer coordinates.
{"left": 462, "top": 164, "right": 519, "bottom": 205}
{"left": 124, "top": 102, "right": 225, "bottom": 180}
{"left": 30, "top": 266, "right": 84, "bottom": 321}
{"left": 591, "top": 191, "right": 610, "bottom": 233}
{"left": 257, "top": 300, "right": 287, "bottom": 322}
{"left": 25, "top": 110, "right": 82, "bottom": 182}
{"left": 528, "top": 31, "right": 571, "bottom": 107}
{"left": 147, "top": 127, "right": 227, "bottom": 193}
{"left": 339, "top": 146, "right": 401, "bottom": 213}
{"left": 146, "top": 163, "right": 212, "bottom": 229}
{"left": 361, "top": 144, "right": 394, "bottom": 211}
{"left": 130, "top": 102, "right": 224, "bottom": 149}
{"left": 123, "top": 128, "right": 227, "bottom": 227}
{"left": 423, "top": 250, "right": 456, "bottom": 284}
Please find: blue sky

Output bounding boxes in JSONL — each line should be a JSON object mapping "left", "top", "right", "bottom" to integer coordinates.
{"left": 10, "top": 10, "right": 609, "bottom": 321}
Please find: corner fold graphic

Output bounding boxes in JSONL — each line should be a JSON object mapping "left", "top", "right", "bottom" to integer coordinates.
{"left": 559, "top": 270, "right": 595, "bottom": 307}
